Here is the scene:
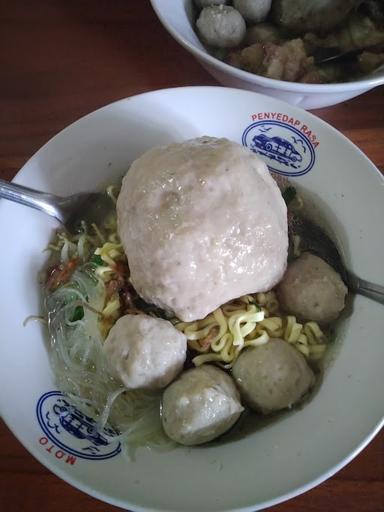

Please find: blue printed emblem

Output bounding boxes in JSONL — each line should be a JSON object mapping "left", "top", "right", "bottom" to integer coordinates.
{"left": 242, "top": 120, "right": 316, "bottom": 176}
{"left": 36, "top": 391, "right": 121, "bottom": 460}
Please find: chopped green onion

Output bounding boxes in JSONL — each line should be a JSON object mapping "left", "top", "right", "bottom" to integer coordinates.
{"left": 70, "top": 305, "right": 84, "bottom": 322}
{"left": 90, "top": 254, "right": 104, "bottom": 266}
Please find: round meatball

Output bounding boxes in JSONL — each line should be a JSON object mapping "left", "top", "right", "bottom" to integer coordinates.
{"left": 196, "top": 6, "right": 246, "bottom": 48}
{"left": 162, "top": 365, "right": 243, "bottom": 445}
{"left": 194, "top": 0, "right": 228, "bottom": 9}
{"left": 117, "top": 137, "right": 288, "bottom": 322}
{"left": 234, "top": 0, "right": 272, "bottom": 23}
{"left": 232, "top": 339, "right": 314, "bottom": 413}
{"left": 103, "top": 314, "right": 187, "bottom": 390}
{"left": 277, "top": 252, "right": 348, "bottom": 324}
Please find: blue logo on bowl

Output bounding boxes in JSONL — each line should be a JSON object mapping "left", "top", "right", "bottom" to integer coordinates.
{"left": 36, "top": 391, "right": 121, "bottom": 461}
{"left": 242, "top": 120, "right": 316, "bottom": 177}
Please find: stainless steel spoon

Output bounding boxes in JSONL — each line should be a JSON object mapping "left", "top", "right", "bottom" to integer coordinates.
{"left": 289, "top": 212, "right": 384, "bottom": 305}
{"left": 0, "top": 178, "right": 115, "bottom": 233}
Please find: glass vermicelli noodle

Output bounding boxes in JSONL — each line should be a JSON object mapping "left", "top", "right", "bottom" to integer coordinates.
{"left": 44, "top": 194, "right": 173, "bottom": 455}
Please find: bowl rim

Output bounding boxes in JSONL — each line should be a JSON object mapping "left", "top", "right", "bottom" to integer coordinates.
{"left": 150, "top": 0, "right": 384, "bottom": 93}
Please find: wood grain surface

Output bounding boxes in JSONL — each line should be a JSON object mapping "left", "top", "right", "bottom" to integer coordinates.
{"left": 0, "top": 1, "right": 383, "bottom": 511}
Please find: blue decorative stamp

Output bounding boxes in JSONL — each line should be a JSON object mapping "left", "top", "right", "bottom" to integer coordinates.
{"left": 36, "top": 391, "right": 121, "bottom": 460}
{"left": 242, "top": 120, "right": 316, "bottom": 177}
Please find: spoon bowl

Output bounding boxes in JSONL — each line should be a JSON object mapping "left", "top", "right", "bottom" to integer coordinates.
{"left": 0, "top": 179, "right": 115, "bottom": 232}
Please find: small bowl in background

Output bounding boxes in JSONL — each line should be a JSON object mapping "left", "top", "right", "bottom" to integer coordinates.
{"left": 150, "top": 0, "right": 384, "bottom": 109}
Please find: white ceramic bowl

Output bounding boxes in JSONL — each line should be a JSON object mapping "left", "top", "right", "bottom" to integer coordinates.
{"left": 0, "top": 87, "right": 383, "bottom": 512}
{"left": 150, "top": 0, "right": 384, "bottom": 109}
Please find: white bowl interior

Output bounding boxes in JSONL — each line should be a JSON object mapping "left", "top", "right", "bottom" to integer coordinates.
{"left": 0, "top": 87, "right": 383, "bottom": 512}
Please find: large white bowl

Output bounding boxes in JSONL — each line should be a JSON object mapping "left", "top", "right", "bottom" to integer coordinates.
{"left": 0, "top": 87, "right": 383, "bottom": 512}
{"left": 150, "top": 0, "right": 384, "bottom": 109}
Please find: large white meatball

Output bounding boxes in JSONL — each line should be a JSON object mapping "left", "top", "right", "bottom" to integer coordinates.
{"left": 103, "top": 314, "right": 186, "bottom": 390}
{"left": 232, "top": 338, "right": 314, "bottom": 413}
{"left": 277, "top": 252, "right": 348, "bottom": 324}
{"left": 196, "top": 6, "right": 246, "bottom": 48}
{"left": 162, "top": 365, "right": 243, "bottom": 445}
{"left": 117, "top": 137, "right": 288, "bottom": 322}
{"left": 234, "top": 0, "right": 272, "bottom": 23}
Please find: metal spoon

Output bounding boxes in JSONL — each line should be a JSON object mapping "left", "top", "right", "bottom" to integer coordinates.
{"left": 289, "top": 212, "right": 384, "bottom": 305}
{"left": 0, "top": 178, "right": 115, "bottom": 233}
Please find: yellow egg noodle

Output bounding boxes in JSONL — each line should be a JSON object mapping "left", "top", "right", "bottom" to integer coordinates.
{"left": 174, "top": 292, "right": 327, "bottom": 368}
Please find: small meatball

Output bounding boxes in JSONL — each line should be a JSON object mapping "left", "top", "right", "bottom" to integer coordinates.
{"left": 103, "top": 314, "right": 187, "bottom": 390}
{"left": 162, "top": 365, "right": 243, "bottom": 445}
{"left": 194, "top": 0, "right": 228, "bottom": 9}
{"left": 233, "top": 0, "right": 272, "bottom": 24}
{"left": 232, "top": 339, "right": 315, "bottom": 414}
{"left": 196, "top": 6, "right": 246, "bottom": 48}
{"left": 277, "top": 252, "right": 347, "bottom": 324}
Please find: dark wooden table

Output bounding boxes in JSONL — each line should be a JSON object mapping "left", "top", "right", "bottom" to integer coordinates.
{"left": 0, "top": 1, "right": 383, "bottom": 511}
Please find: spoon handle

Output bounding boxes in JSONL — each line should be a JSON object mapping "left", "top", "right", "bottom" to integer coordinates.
{"left": 348, "top": 272, "right": 384, "bottom": 305}
{"left": 0, "top": 178, "right": 63, "bottom": 221}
